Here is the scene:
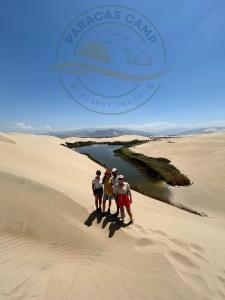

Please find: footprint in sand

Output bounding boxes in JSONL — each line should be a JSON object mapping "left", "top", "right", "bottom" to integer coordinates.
{"left": 133, "top": 226, "right": 169, "bottom": 252}
{"left": 192, "top": 251, "right": 209, "bottom": 265}
{"left": 218, "top": 289, "right": 225, "bottom": 299}
{"left": 135, "top": 236, "right": 167, "bottom": 253}
{"left": 179, "top": 271, "right": 213, "bottom": 296}
{"left": 166, "top": 250, "right": 201, "bottom": 270}
{"left": 169, "top": 238, "right": 190, "bottom": 251}
{"left": 133, "top": 224, "right": 148, "bottom": 235}
{"left": 190, "top": 243, "right": 205, "bottom": 254}
{"left": 217, "top": 275, "right": 225, "bottom": 286}
{"left": 152, "top": 229, "right": 167, "bottom": 237}
{"left": 134, "top": 225, "right": 168, "bottom": 241}
{"left": 219, "top": 291, "right": 225, "bottom": 299}
{"left": 169, "top": 240, "right": 209, "bottom": 266}
{"left": 135, "top": 237, "right": 155, "bottom": 247}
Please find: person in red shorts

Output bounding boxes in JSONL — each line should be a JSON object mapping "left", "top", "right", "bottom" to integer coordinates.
{"left": 115, "top": 174, "right": 133, "bottom": 224}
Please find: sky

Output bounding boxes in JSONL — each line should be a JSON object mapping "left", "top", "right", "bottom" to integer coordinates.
{"left": 0, "top": 0, "right": 225, "bottom": 133}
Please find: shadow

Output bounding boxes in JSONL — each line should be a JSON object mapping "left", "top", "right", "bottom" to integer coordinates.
{"left": 108, "top": 219, "right": 132, "bottom": 238}
{"left": 102, "top": 213, "right": 115, "bottom": 229}
{"left": 97, "top": 212, "right": 103, "bottom": 224}
{"left": 84, "top": 210, "right": 99, "bottom": 227}
{"left": 84, "top": 211, "right": 132, "bottom": 238}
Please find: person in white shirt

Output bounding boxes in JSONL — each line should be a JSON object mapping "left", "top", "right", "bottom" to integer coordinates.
{"left": 111, "top": 168, "right": 119, "bottom": 216}
{"left": 114, "top": 175, "right": 133, "bottom": 223}
{"left": 92, "top": 170, "right": 103, "bottom": 212}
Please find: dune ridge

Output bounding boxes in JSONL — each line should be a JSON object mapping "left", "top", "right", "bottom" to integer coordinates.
{"left": 64, "top": 134, "right": 149, "bottom": 143}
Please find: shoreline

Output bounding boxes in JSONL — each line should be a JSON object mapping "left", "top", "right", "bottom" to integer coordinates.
{"left": 63, "top": 139, "right": 191, "bottom": 186}
{"left": 67, "top": 140, "right": 206, "bottom": 217}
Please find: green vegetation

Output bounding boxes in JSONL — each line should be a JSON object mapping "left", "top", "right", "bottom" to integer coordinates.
{"left": 64, "top": 139, "right": 148, "bottom": 149}
{"left": 114, "top": 147, "right": 191, "bottom": 186}
{"left": 106, "top": 139, "right": 149, "bottom": 147}
{"left": 64, "top": 139, "right": 191, "bottom": 186}
{"left": 62, "top": 139, "right": 207, "bottom": 216}
{"left": 64, "top": 141, "right": 96, "bottom": 148}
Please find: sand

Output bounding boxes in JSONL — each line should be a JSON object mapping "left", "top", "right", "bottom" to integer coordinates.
{"left": 132, "top": 132, "right": 225, "bottom": 218}
{"left": 64, "top": 134, "right": 150, "bottom": 143}
{"left": 0, "top": 132, "right": 225, "bottom": 299}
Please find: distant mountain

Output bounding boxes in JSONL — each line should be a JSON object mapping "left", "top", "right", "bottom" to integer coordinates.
{"left": 44, "top": 125, "right": 225, "bottom": 138}
{"left": 50, "top": 128, "right": 152, "bottom": 138}
{"left": 177, "top": 126, "right": 225, "bottom": 135}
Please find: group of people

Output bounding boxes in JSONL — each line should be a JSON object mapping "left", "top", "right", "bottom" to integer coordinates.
{"left": 92, "top": 168, "right": 133, "bottom": 223}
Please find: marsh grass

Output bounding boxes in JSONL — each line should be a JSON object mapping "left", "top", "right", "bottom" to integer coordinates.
{"left": 114, "top": 147, "right": 191, "bottom": 186}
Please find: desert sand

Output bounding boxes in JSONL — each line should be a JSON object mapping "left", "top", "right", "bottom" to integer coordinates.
{"left": 64, "top": 134, "right": 150, "bottom": 143}
{"left": 0, "top": 132, "right": 225, "bottom": 299}
{"left": 132, "top": 132, "right": 225, "bottom": 218}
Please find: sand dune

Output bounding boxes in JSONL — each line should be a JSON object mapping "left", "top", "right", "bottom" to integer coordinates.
{"left": 132, "top": 132, "right": 225, "bottom": 218}
{"left": 0, "top": 133, "right": 225, "bottom": 299}
{"left": 64, "top": 134, "right": 149, "bottom": 143}
{"left": 0, "top": 133, "right": 16, "bottom": 144}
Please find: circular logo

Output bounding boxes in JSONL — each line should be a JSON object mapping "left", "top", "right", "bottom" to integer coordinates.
{"left": 56, "top": 5, "right": 167, "bottom": 114}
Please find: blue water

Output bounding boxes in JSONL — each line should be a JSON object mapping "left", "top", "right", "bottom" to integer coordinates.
{"left": 75, "top": 144, "right": 170, "bottom": 200}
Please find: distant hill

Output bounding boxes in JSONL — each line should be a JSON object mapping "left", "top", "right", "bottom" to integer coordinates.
{"left": 51, "top": 128, "right": 152, "bottom": 138}
{"left": 43, "top": 126, "right": 225, "bottom": 138}
{"left": 177, "top": 126, "right": 225, "bottom": 135}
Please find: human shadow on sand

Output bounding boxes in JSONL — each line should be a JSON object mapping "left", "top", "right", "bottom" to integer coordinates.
{"left": 84, "top": 211, "right": 132, "bottom": 237}
{"left": 84, "top": 210, "right": 103, "bottom": 227}
{"left": 102, "top": 213, "right": 132, "bottom": 238}
{"left": 108, "top": 219, "right": 132, "bottom": 238}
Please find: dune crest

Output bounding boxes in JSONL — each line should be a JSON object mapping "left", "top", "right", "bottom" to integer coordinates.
{"left": 0, "top": 133, "right": 16, "bottom": 144}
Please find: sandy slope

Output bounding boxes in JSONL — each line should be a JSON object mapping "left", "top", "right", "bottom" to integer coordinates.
{"left": 132, "top": 132, "right": 225, "bottom": 218}
{"left": 0, "top": 133, "right": 225, "bottom": 300}
{"left": 64, "top": 134, "right": 149, "bottom": 143}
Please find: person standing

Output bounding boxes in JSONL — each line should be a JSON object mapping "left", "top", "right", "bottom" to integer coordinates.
{"left": 111, "top": 168, "right": 119, "bottom": 216}
{"left": 115, "top": 175, "right": 133, "bottom": 223}
{"left": 102, "top": 169, "right": 113, "bottom": 215}
{"left": 92, "top": 170, "right": 103, "bottom": 212}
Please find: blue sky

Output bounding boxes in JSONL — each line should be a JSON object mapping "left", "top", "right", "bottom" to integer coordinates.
{"left": 0, "top": 0, "right": 225, "bottom": 133}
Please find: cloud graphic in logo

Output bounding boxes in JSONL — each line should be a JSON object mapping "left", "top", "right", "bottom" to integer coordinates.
{"left": 77, "top": 42, "right": 111, "bottom": 63}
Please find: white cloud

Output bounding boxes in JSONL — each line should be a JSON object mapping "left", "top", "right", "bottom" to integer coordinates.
{"left": 12, "top": 123, "right": 53, "bottom": 133}
{"left": 43, "top": 125, "right": 53, "bottom": 131}
{"left": 14, "top": 122, "right": 33, "bottom": 130}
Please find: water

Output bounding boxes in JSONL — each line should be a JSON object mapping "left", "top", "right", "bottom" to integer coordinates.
{"left": 75, "top": 144, "right": 170, "bottom": 200}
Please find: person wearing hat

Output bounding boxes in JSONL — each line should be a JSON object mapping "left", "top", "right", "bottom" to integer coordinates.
{"left": 92, "top": 170, "right": 103, "bottom": 212}
{"left": 102, "top": 169, "right": 113, "bottom": 215}
{"left": 111, "top": 168, "right": 119, "bottom": 216}
{"left": 114, "top": 175, "right": 133, "bottom": 223}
